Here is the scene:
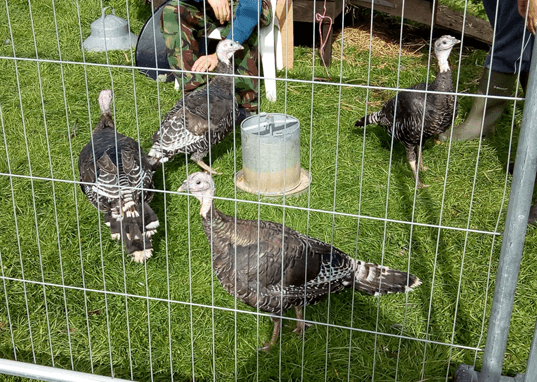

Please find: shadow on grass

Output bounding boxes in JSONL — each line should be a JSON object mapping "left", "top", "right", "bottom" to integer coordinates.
{"left": 232, "top": 292, "right": 419, "bottom": 381}
{"left": 396, "top": 175, "right": 479, "bottom": 374}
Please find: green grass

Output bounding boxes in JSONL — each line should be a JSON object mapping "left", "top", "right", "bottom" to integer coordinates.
{"left": 1, "top": 0, "right": 536, "bottom": 381}
{"left": 439, "top": 0, "right": 488, "bottom": 20}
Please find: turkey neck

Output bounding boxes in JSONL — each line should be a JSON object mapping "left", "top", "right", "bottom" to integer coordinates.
{"left": 215, "top": 60, "right": 234, "bottom": 76}
{"left": 199, "top": 206, "right": 243, "bottom": 253}
{"left": 429, "top": 70, "right": 454, "bottom": 96}
{"left": 199, "top": 206, "right": 236, "bottom": 261}
{"left": 436, "top": 50, "right": 452, "bottom": 73}
{"left": 94, "top": 112, "right": 114, "bottom": 133}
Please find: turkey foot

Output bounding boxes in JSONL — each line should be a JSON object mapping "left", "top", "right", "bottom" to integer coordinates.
{"left": 258, "top": 316, "right": 281, "bottom": 352}
{"left": 418, "top": 182, "right": 429, "bottom": 189}
{"left": 418, "top": 148, "right": 428, "bottom": 172}
{"left": 408, "top": 149, "right": 429, "bottom": 188}
{"left": 194, "top": 160, "right": 221, "bottom": 175}
{"left": 290, "top": 306, "right": 311, "bottom": 336}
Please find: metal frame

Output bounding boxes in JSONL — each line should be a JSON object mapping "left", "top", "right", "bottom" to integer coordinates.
{"left": 2, "top": 0, "right": 537, "bottom": 380}
{"left": 0, "top": 358, "right": 134, "bottom": 382}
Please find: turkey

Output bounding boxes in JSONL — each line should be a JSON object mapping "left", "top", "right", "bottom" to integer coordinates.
{"left": 148, "top": 39, "right": 244, "bottom": 174}
{"left": 78, "top": 89, "right": 159, "bottom": 263}
{"left": 178, "top": 172, "right": 421, "bottom": 351}
{"left": 355, "top": 35, "right": 460, "bottom": 188}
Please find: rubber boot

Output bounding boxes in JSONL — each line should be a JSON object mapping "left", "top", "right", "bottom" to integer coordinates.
{"left": 438, "top": 68, "right": 517, "bottom": 141}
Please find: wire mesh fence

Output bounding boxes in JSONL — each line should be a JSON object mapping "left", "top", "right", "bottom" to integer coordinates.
{"left": 1, "top": 0, "right": 537, "bottom": 381}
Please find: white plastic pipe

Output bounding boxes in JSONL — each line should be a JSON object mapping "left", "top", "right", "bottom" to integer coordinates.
{"left": 0, "top": 358, "right": 135, "bottom": 382}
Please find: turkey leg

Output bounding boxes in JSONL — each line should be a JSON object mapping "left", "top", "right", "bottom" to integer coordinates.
{"left": 259, "top": 316, "right": 281, "bottom": 352}
{"left": 192, "top": 159, "right": 222, "bottom": 175}
{"left": 418, "top": 146, "right": 428, "bottom": 171}
{"left": 292, "top": 306, "right": 311, "bottom": 336}
{"left": 406, "top": 146, "right": 428, "bottom": 188}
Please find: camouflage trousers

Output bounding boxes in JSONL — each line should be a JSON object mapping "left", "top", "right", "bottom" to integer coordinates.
{"left": 160, "top": 0, "right": 273, "bottom": 111}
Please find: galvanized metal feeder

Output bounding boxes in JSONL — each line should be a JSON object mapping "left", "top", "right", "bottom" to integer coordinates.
{"left": 235, "top": 113, "right": 311, "bottom": 196}
{"left": 83, "top": 7, "right": 137, "bottom": 52}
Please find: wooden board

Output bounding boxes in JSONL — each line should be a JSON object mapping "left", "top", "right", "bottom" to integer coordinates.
{"left": 276, "top": 0, "right": 294, "bottom": 69}
{"left": 351, "top": 0, "right": 435, "bottom": 26}
{"left": 350, "top": 0, "right": 493, "bottom": 45}
{"left": 436, "top": 5, "right": 493, "bottom": 45}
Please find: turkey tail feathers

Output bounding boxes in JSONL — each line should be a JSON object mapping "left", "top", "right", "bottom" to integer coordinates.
{"left": 105, "top": 202, "right": 159, "bottom": 263}
{"left": 354, "top": 112, "right": 380, "bottom": 127}
{"left": 352, "top": 259, "right": 421, "bottom": 295}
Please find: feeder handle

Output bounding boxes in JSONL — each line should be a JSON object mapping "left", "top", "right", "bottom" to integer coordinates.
{"left": 101, "top": 6, "right": 116, "bottom": 18}
{"left": 267, "top": 114, "right": 274, "bottom": 135}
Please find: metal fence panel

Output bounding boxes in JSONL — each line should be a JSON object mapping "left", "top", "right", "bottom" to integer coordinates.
{"left": 1, "top": 0, "right": 536, "bottom": 381}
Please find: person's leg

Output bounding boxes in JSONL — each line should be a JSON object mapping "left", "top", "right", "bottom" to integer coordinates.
{"left": 438, "top": 68, "right": 517, "bottom": 141}
{"left": 234, "top": 34, "right": 260, "bottom": 112}
{"left": 232, "top": 0, "right": 274, "bottom": 112}
{"left": 439, "top": 0, "right": 532, "bottom": 141}
{"left": 160, "top": 0, "right": 218, "bottom": 91}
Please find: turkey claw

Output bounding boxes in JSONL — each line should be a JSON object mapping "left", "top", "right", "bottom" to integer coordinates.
{"left": 208, "top": 168, "right": 222, "bottom": 175}
{"left": 258, "top": 342, "right": 272, "bottom": 352}
{"left": 194, "top": 160, "right": 222, "bottom": 175}
{"left": 291, "top": 321, "right": 311, "bottom": 336}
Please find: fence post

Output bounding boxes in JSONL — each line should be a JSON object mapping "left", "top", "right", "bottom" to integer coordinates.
{"left": 475, "top": 39, "right": 537, "bottom": 382}
{"left": 524, "top": 320, "right": 537, "bottom": 380}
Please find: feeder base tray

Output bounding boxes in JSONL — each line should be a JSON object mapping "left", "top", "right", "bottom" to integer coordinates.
{"left": 234, "top": 168, "right": 311, "bottom": 197}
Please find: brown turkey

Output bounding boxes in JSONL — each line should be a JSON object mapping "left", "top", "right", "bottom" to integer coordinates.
{"left": 355, "top": 35, "right": 460, "bottom": 188}
{"left": 148, "top": 39, "right": 244, "bottom": 174}
{"left": 78, "top": 89, "right": 159, "bottom": 262}
{"left": 178, "top": 172, "right": 421, "bottom": 351}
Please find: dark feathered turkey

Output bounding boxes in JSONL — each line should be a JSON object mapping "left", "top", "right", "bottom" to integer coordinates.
{"left": 178, "top": 172, "right": 421, "bottom": 351}
{"left": 148, "top": 39, "right": 244, "bottom": 174}
{"left": 78, "top": 89, "right": 159, "bottom": 262}
{"left": 355, "top": 35, "right": 460, "bottom": 188}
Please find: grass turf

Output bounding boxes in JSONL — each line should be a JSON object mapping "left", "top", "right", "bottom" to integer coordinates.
{"left": 1, "top": 0, "right": 537, "bottom": 381}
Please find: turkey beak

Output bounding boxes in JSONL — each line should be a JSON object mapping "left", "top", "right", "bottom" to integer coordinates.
{"left": 178, "top": 182, "right": 188, "bottom": 193}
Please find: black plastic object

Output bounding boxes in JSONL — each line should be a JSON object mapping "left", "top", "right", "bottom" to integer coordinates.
{"left": 135, "top": 1, "right": 173, "bottom": 81}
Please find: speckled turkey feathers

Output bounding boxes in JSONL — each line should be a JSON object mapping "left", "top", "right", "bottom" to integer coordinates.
{"left": 148, "top": 39, "right": 244, "bottom": 174}
{"left": 178, "top": 172, "right": 421, "bottom": 351}
{"left": 355, "top": 35, "right": 460, "bottom": 188}
{"left": 78, "top": 89, "right": 159, "bottom": 262}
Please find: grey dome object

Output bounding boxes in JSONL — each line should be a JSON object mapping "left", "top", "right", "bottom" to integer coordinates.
{"left": 83, "top": 7, "right": 137, "bottom": 52}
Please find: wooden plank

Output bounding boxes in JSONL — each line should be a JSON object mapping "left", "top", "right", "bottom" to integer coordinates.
{"left": 276, "top": 0, "right": 294, "bottom": 69}
{"left": 349, "top": 0, "right": 435, "bottom": 25}
{"left": 435, "top": 5, "right": 492, "bottom": 45}
{"left": 350, "top": 0, "right": 493, "bottom": 45}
